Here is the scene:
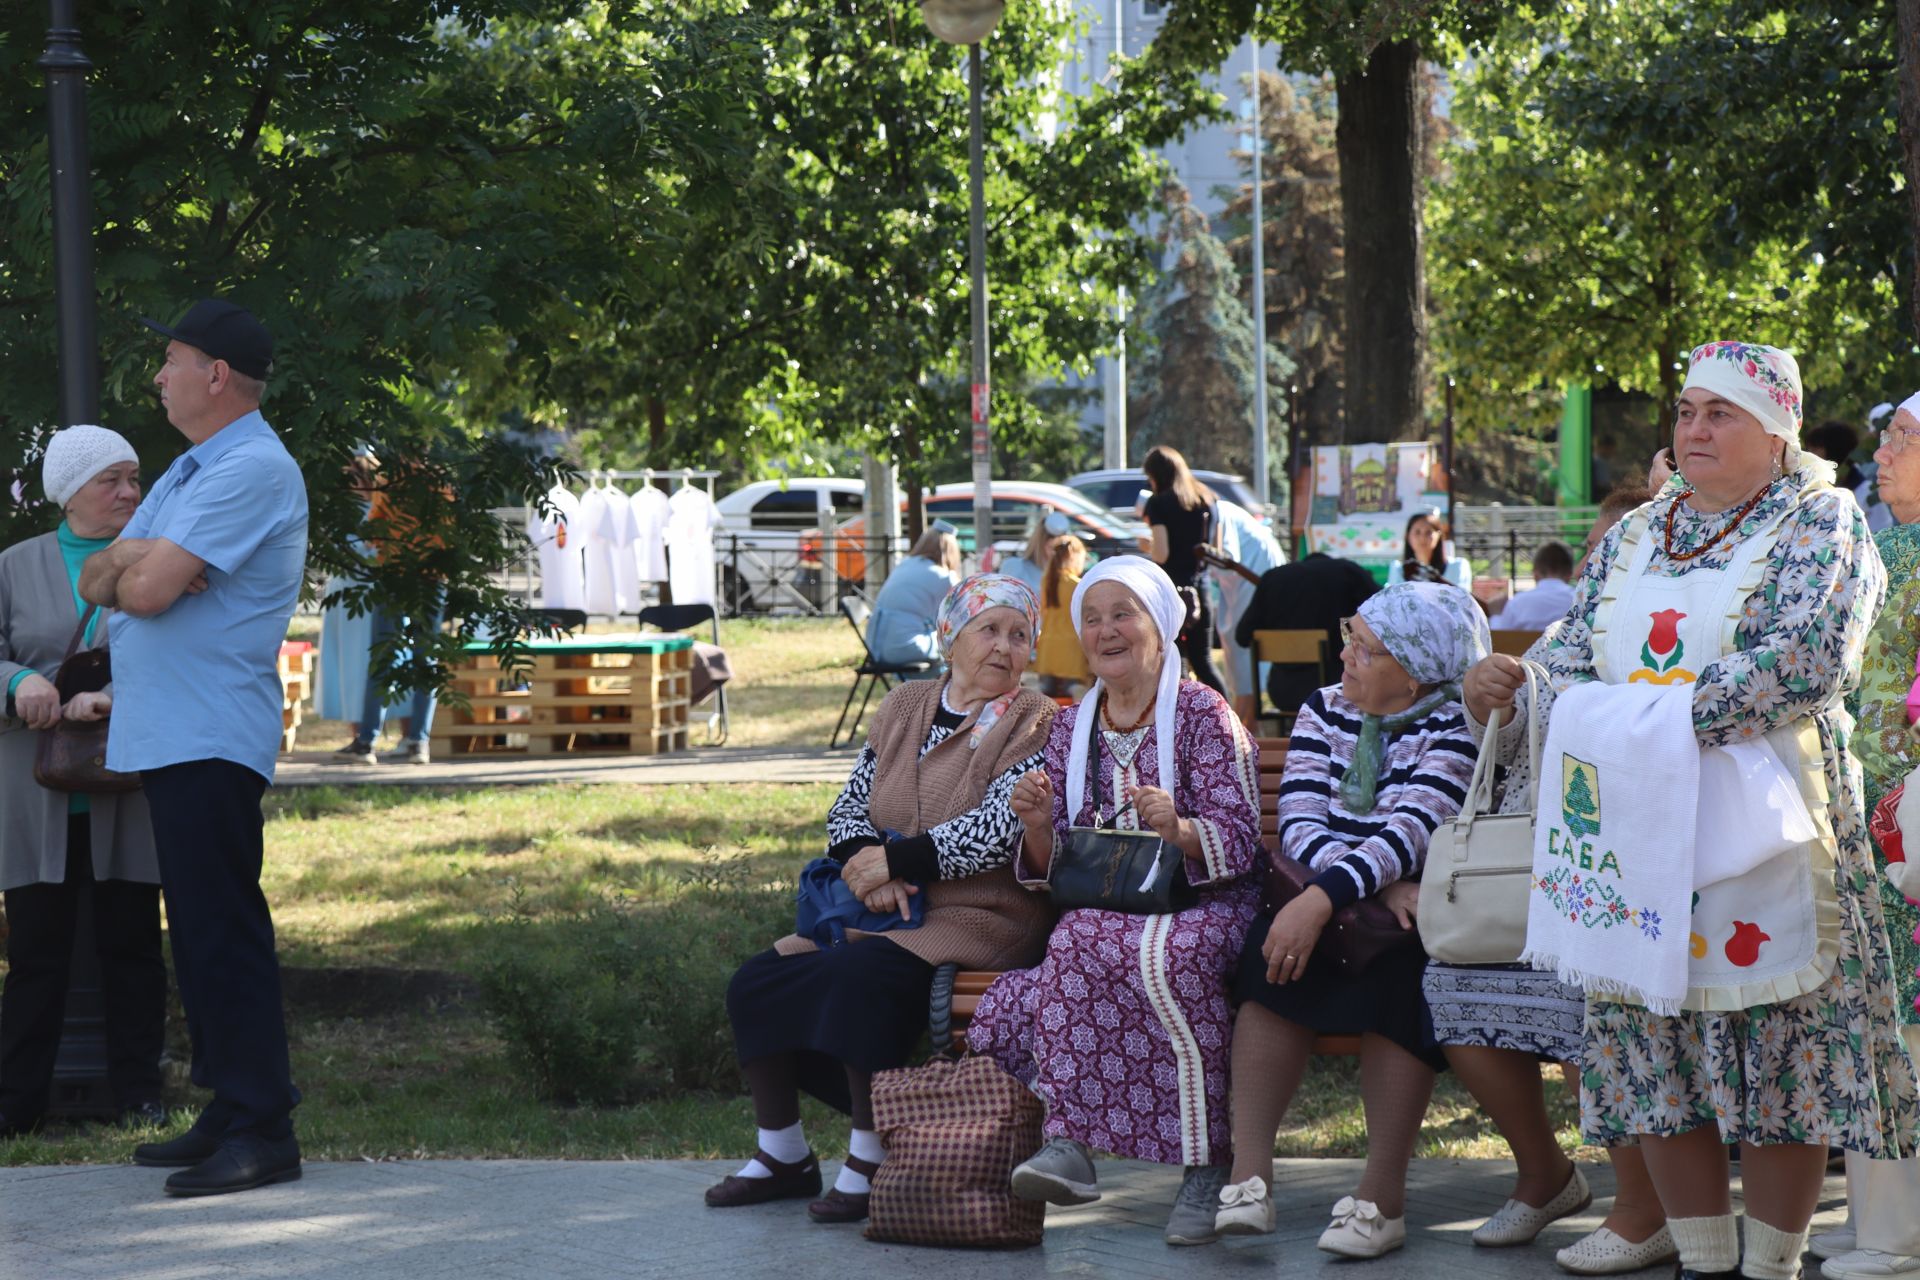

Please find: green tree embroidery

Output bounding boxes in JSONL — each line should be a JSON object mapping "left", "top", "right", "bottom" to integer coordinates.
{"left": 1564, "top": 766, "right": 1600, "bottom": 839}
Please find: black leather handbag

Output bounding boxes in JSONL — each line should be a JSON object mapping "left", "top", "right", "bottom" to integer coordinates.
{"left": 1048, "top": 726, "right": 1196, "bottom": 915}
{"left": 33, "top": 606, "right": 140, "bottom": 795}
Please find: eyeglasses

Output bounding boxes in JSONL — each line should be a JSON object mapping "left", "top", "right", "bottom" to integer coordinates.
{"left": 1339, "top": 617, "right": 1392, "bottom": 667}
{"left": 1881, "top": 425, "right": 1920, "bottom": 455}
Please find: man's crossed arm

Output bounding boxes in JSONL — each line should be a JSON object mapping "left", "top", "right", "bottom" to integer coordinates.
{"left": 79, "top": 539, "right": 210, "bottom": 616}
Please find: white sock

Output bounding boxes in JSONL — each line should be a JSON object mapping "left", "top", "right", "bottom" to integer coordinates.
{"left": 834, "top": 1128, "right": 885, "bottom": 1195}
{"left": 1742, "top": 1218, "right": 1810, "bottom": 1280}
{"left": 735, "top": 1122, "right": 808, "bottom": 1179}
{"left": 1670, "top": 1215, "right": 1740, "bottom": 1274}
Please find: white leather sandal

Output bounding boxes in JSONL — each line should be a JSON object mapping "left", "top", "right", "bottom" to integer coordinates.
{"left": 1473, "top": 1165, "right": 1593, "bottom": 1247}
{"left": 1554, "top": 1225, "right": 1679, "bottom": 1275}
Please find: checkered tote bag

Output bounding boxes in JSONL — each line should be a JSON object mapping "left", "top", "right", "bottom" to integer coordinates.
{"left": 865, "top": 1054, "right": 1045, "bottom": 1248}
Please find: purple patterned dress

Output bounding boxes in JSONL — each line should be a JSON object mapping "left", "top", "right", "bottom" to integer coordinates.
{"left": 966, "top": 681, "right": 1263, "bottom": 1167}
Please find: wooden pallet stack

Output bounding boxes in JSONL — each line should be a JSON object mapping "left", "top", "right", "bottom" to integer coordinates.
{"left": 430, "top": 634, "right": 694, "bottom": 757}
{"left": 278, "top": 641, "right": 315, "bottom": 753}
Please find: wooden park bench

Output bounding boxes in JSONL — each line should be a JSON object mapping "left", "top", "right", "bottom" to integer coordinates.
{"left": 928, "top": 736, "right": 1363, "bottom": 1058}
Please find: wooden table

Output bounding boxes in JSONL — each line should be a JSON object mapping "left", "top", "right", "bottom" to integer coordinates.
{"left": 429, "top": 634, "right": 694, "bottom": 757}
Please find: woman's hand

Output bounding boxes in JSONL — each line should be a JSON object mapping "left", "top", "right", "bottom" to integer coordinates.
{"left": 1131, "top": 785, "right": 1188, "bottom": 847}
{"left": 860, "top": 878, "right": 919, "bottom": 922}
{"left": 62, "top": 691, "right": 112, "bottom": 722}
{"left": 1379, "top": 880, "right": 1420, "bottom": 931}
{"left": 12, "top": 673, "right": 61, "bottom": 729}
{"left": 1463, "top": 654, "right": 1525, "bottom": 726}
{"left": 842, "top": 845, "right": 890, "bottom": 898}
{"left": 1011, "top": 769, "right": 1053, "bottom": 834}
{"left": 1262, "top": 886, "right": 1334, "bottom": 985}
{"left": 1648, "top": 448, "right": 1676, "bottom": 491}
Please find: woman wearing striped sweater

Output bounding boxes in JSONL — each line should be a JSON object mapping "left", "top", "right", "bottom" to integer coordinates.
{"left": 1215, "top": 582, "right": 1483, "bottom": 1257}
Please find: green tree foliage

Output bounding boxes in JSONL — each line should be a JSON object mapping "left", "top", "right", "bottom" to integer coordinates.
{"left": 1428, "top": 0, "right": 1913, "bottom": 444}
{"left": 1129, "top": 185, "right": 1295, "bottom": 478}
{"left": 0, "top": 2, "right": 781, "bottom": 689}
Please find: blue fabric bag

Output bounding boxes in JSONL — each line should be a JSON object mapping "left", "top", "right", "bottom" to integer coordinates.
{"left": 795, "top": 856, "right": 924, "bottom": 947}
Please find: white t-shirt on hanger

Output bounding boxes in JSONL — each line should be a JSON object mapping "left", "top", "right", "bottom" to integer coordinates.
{"left": 665, "top": 484, "right": 722, "bottom": 607}
{"left": 528, "top": 485, "right": 585, "bottom": 612}
{"left": 629, "top": 484, "right": 672, "bottom": 584}
{"left": 580, "top": 486, "right": 639, "bottom": 616}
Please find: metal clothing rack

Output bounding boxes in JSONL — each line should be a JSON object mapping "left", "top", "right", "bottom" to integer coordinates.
{"left": 527, "top": 466, "right": 729, "bottom": 743}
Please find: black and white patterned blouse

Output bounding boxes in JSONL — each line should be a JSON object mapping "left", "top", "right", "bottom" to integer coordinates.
{"left": 827, "top": 694, "right": 1044, "bottom": 883}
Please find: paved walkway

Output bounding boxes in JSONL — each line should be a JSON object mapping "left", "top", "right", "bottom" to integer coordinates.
{"left": 0, "top": 1157, "right": 1844, "bottom": 1280}
{"left": 274, "top": 744, "right": 852, "bottom": 788}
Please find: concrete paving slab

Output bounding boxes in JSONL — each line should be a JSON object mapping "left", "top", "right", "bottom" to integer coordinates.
{"left": 0, "top": 1157, "right": 1846, "bottom": 1280}
{"left": 273, "top": 744, "right": 852, "bottom": 788}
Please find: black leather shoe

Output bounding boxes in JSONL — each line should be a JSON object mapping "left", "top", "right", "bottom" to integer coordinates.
{"left": 0, "top": 1109, "right": 40, "bottom": 1139}
{"left": 133, "top": 1120, "right": 224, "bottom": 1168}
{"left": 163, "top": 1132, "right": 302, "bottom": 1198}
{"left": 1674, "top": 1266, "right": 1741, "bottom": 1279}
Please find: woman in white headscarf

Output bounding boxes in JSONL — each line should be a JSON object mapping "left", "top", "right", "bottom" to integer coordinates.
{"left": 1462, "top": 341, "right": 1918, "bottom": 1280}
{"left": 1214, "top": 582, "right": 1484, "bottom": 1258}
{"left": 966, "top": 555, "right": 1265, "bottom": 1247}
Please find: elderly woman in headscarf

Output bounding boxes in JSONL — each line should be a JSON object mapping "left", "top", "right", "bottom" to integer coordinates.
{"left": 1461, "top": 342, "right": 1918, "bottom": 1280}
{"left": 966, "top": 556, "right": 1265, "bottom": 1247}
{"left": 1214, "top": 582, "right": 1482, "bottom": 1258}
{"left": 708, "top": 574, "right": 1056, "bottom": 1225}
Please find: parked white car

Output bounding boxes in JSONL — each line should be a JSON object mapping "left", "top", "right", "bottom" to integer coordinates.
{"left": 713, "top": 477, "right": 865, "bottom": 613}
{"left": 1063, "top": 467, "right": 1270, "bottom": 524}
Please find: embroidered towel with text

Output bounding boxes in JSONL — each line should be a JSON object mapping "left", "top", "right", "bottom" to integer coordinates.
{"left": 1521, "top": 680, "right": 1699, "bottom": 1014}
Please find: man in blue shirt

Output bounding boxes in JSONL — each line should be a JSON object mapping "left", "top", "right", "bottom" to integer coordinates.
{"left": 79, "top": 299, "right": 307, "bottom": 1197}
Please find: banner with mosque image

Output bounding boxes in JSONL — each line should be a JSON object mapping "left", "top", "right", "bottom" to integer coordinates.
{"left": 1303, "top": 443, "right": 1449, "bottom": 564}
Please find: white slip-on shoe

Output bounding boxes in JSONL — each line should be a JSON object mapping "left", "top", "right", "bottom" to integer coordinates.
{"left": 1214, "top": 1175, "right": 1276, "bottom": 1237}
{"left": 1473, "top": 1165, "right": 1594, "bottom": 1247}
{"left": 1317, "top": 1195, "right": 1406, "bottom": 1259}
{"left": 1555, "top": 1225, "right": 1679, "bottom": 1275}
{"left": 1812, "top": 1232, "right": 1863, "bottom": 1262}
{"left": 1822, "top": 1252, "right": 1920, "bottom": 1279}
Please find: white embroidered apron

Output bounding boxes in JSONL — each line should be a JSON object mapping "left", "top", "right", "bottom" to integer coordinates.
{"left": 1590, "top": 499, "right": 1841, "bottom": 1011}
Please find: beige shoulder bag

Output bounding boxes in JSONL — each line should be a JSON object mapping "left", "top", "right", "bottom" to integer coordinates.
{"left": 1417, "top": 664, "right": 1541, "bottom": 965}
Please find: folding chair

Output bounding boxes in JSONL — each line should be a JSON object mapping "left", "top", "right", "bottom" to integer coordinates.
{"left": 637, "top": 603, "right": 729, "bottom": 745}
{"left": 1248, "top": 629, "right": 1329, "bottom": 736}
{"left": 831, "top": 597, "right": 937, "bottom": 749}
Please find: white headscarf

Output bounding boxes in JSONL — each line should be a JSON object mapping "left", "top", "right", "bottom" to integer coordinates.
{"left": 1065, "top": 555, "right": 1184, "bottom": 821}
{"left": 1679, "top": 340, "right": 1836, "bottom": 486}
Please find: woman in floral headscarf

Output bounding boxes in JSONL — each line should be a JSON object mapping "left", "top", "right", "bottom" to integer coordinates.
{"left": 1215, "top": 582, "right": 1483, "bottom": 1258}
{"left": 708, "top": 575, "right": 1056, "bottom": 1224}
{"left": 967, "top": 555, "right": 1265, "bottom": 1247}
{"left": 1461, "top": 342, "right": 1918, "bottom": 1280}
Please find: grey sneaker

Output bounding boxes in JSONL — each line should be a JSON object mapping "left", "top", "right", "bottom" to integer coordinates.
{"left": 1010, "top": 1137, "right": 1099, "bottom": 1205}
{"left": 1165, "top": 1165, "right": 1229, "bottom": 1246}
{"left": 384, "top": 739, "right": 430, "bottom": 765}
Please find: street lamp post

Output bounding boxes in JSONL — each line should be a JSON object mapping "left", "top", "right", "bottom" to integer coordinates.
{"left": 39, "top": 0, "right": 112, "bottom": 1119}
{"left": 1247, "top": 38, "right": 1269, "bottom": 509}
{"left": 922, "top": 0, "right": 1003, "bottom": 568}
{"left": 42, "top": 0, "right": 99, "bottom": 425}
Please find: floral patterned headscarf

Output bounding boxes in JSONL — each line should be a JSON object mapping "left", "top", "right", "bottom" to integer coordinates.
{"left": 1681, "top": 340, "right": 1836, "bottom": 486}
{"left": 936, "top": 573, "right": 1041, "bottom": 748}
{"left": 1341, "top": 582, "right": 1489, "bottom": 814}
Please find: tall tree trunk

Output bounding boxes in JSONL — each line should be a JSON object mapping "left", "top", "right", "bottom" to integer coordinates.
{"left": 1898, "top": 0, "right": 1920, "bottom": 341}
{"left": 1334, "top": 40, "right": 1426, "bottom": 443}
{"left": 899, "top": 415, "right": 925, "bottom": 544}
{"left": 646, "top": 396, "right": 667, "bottom": 454}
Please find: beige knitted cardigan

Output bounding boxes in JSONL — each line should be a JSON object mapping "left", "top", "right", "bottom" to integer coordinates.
{"left": 774, "top": 678, "right": 1056, "bottom": 971}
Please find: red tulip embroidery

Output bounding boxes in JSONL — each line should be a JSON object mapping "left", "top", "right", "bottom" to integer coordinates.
{"left": 1725, "top": 920, "right": 1770, "bottom": 967}
{"left": 1642, "top": 610, "right": 1687, "bottom": 674}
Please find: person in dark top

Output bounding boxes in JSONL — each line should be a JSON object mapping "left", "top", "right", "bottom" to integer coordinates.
{"left": 1234, "top": 552, "right": 1379, "bottom": 715}
{"left": 1141, "top": 444, "right": 1225, "bottom": 694}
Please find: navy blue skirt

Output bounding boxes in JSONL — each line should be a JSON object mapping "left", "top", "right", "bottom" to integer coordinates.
{"left": 726, "top": 937, "right": 936, "bottom": 1114}
{"left": 1232, "top": 911, "right": 1446, "bottom": 1072}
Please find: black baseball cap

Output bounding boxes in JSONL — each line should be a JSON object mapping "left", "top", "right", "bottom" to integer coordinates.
{"left": 141, "top": 299, "right": 274, "bottom": 379}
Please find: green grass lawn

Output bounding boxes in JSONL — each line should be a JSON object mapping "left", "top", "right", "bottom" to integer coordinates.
{"left": 0, "top": 616, "right": 1580, "bottom": 1167}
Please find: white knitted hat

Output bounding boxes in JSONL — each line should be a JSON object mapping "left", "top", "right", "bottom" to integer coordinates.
{"left": 43, "top": 425, "right": 138, "bottom": 507}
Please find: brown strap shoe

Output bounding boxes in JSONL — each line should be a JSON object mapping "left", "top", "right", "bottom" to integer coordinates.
{"left": 806, "top": 1155, "right": 881, "bottom": 1224}
{"left": 704, "top": 1149, "right": 822, "bottom": 1208}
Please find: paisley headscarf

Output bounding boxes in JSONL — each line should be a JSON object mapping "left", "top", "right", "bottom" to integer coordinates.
{"left": 1064, "top": 556, "right": 1185, "bottom": 820}
{"left": 936, "top": 573, "right": 1041, "bottom": 748}
{"left": 1339, "top": 582, "right": 1490, "bottom": 814}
